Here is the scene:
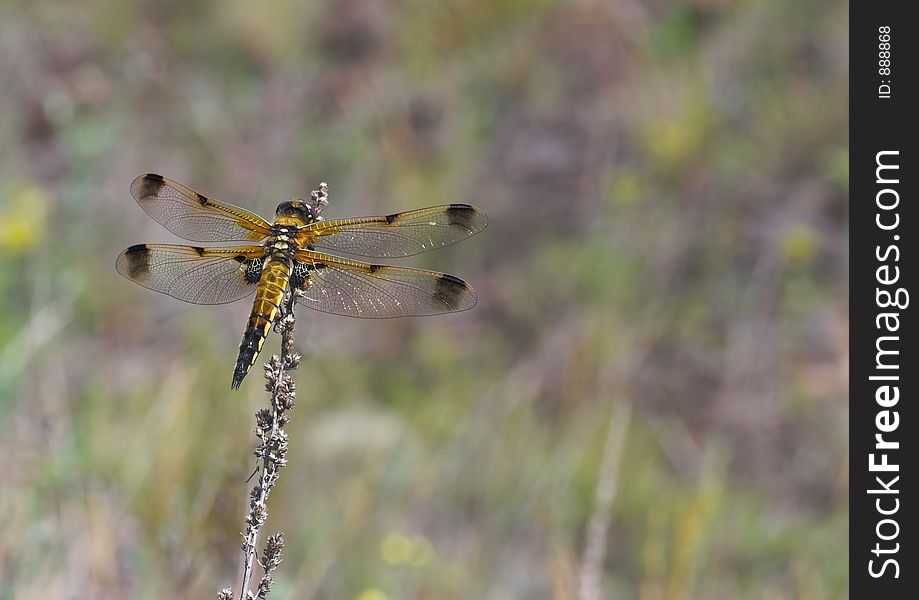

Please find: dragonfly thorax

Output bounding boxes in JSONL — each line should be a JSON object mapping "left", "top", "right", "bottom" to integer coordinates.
{"left": 265, "top": 233, "right": 301, "bottom": 260}
{"left": 266, "top": 220, "right": 307, "bottom": 260}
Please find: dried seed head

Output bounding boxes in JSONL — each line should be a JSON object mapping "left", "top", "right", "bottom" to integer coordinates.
{"left": 255, "top": 409, "right": 272, "bottom": 431}
{"left": 255, "top": 576, "right": 275, "bottom": 599}
{"left": 311, "top": 182, "right": 329, "bottom": 206}
{"left": 251, "top": 504, "right": 268, "bottom": 525}
{"left": 262, "top": 532, "right": 285, "bottom": 569}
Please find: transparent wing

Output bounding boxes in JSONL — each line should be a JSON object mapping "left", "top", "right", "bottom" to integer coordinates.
{"left": 305, "top": 204, "right": 487, "bottom": 258}
{"left": 130, "top": 174, "right": 271, "bottom": 242}
{"left": 293, "top": 250, "right": 477, "bottom": 318}
{"left": 116, "top": 244, "right": 264, "bottom": 305}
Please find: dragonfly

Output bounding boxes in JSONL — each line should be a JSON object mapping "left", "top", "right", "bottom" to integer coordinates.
{"left": 116, "top": 174, "right": 487, "bottom": 389}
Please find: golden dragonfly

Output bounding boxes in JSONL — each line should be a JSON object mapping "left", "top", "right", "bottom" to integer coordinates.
{"left": 116, "top": 174, "right": 487, "bottom": 389}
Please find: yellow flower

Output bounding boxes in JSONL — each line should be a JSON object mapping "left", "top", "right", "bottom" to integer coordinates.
{"left": 782, "top": 224, "right": 819, "bottom": 266}
{"left": 355, "top": 588, "right": 388, "bottom": 600}
{"left": 0, "top": 181, "right": 48, "bottom": 253}
{"left": 380, "top": 533, "right": 413, "bottom": 565}
{"left": 380, "top": 532, "right": 434, "bottom": 568}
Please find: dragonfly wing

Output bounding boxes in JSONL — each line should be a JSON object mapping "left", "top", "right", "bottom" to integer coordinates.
{"left": 116, "top": 244, "right": 265, "bottom": 305}
{"left": 292, "top": 250, "right": 476, "bottom": 318}
{"left": 130, "top": 174, "right": 271, "bottom": 242}
{"left": 306, "top": 204, "right": 487, "bottom": 258}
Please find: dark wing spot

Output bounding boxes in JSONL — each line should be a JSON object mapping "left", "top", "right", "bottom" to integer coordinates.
{"left": 196, "top": 192, "right": 209, "bottom": 206}
{"left": 193, "top": 246, "right": 206, "bottom": 256}
{"left": 446, "top": 204, "right": 476, "bottom": 229}
{"left": 121, "top": 244, "right": 151, "bottom": 280}
{"left": 132, "top": 174, "right": 165, "bottom": 200}
{"left": 385, "top": 213, "right": 398, "bottom": 224}
{"left": 233, "top": 255, "right": 247, "bottom": 263}
{"left": 290, "top": 260, "right": 309, "bottom": 288}
{"left": 433, "top": 273, "right": 469, "bottom": 310}
{"left": 368, "top": 264, "right": 381, "bottom": 273}
{"left": 245, "top": 258, "right": 264, "bottom": 284}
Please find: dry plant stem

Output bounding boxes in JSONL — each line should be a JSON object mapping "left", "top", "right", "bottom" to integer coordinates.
{"left": 577, "top": 399, "right": 632, "bottom": 600}
{"left": 237, "top": 290, "right": 301, "bottom": 599}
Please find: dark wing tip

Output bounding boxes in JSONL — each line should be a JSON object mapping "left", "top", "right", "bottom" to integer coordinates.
{"left": 435, "top": 273, "right": 477, "bottom": 312}
{"left": 446, "top": 203, "right": 488, "bottom": 232}
{"left": 439, "top": 273, "right": 466, "bottom": 286}
{"left": 131, "top": 173, "right": 166, "bottom": 201}
{"left": 116, "top": 244, "right": 151, "bottom": 280}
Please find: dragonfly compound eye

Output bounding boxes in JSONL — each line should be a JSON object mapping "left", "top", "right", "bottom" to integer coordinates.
{"left": 276, "top": 200, "right": 313, "bottom": 221}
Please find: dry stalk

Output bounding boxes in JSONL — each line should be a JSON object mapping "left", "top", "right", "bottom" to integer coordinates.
{"left": 217, "top": 302, "right": 297, "bottom": 600}
{"left": 220, "top": 182, "right": 329, "bottom": 600}
{"left": 233, "top": 289, "right": 300, "bottom": 600}
{"left": 577, "top": 398, "right": 632, "bottom": 600}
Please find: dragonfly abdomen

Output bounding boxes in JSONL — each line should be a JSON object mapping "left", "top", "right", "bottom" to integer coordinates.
{"left": 232, "top": 258, "right": 291, "bottom": 389}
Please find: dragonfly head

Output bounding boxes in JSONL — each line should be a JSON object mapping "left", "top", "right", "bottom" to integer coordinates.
{"left": 275, "top": 199, "right": 315, "bottom": 223}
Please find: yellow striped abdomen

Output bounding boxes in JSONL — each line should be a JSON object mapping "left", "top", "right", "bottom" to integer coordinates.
{"left": 232, "top": 258, "right": 290, "bottom": 389}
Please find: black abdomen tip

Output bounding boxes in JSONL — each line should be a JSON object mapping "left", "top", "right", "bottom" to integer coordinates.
{"left": 231, "top": 359, "right": 251, "bottom": 389}
{"left": 231, "top": 368, "right": 245, "bottom": 390}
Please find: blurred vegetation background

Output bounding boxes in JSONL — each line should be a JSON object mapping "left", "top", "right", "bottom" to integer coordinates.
{"left": 0, "top": 0, "right": 848, "bottom": 598}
